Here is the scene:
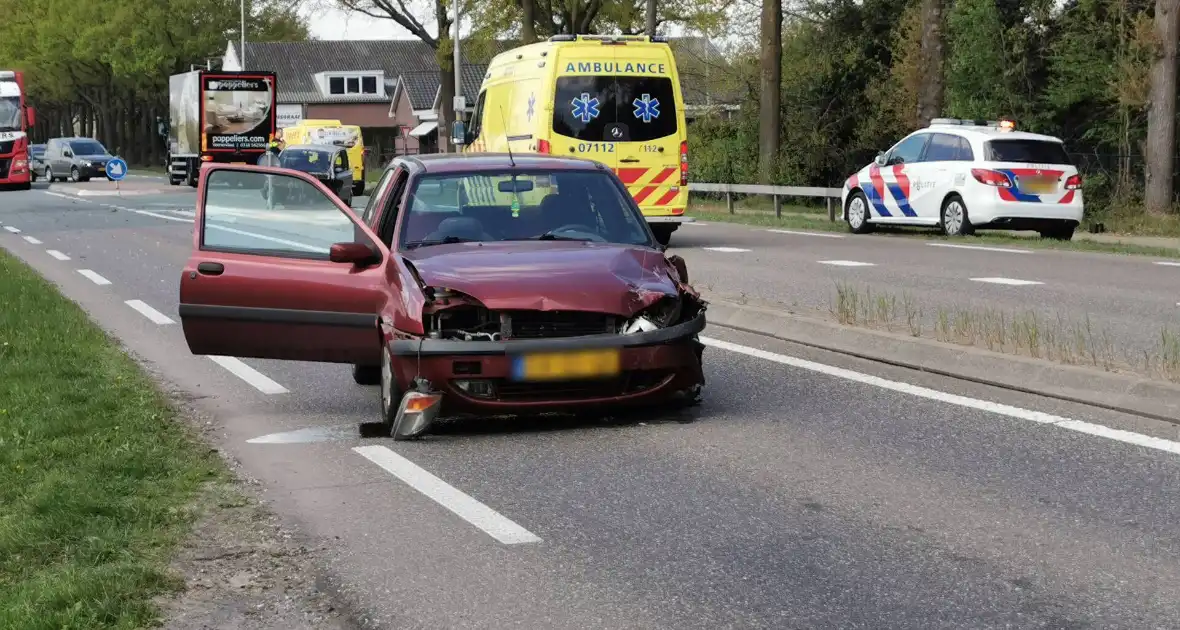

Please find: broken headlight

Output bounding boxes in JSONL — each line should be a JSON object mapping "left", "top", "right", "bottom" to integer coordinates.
{"left": 620, "top": 296, "right": 682, "bottom": 334}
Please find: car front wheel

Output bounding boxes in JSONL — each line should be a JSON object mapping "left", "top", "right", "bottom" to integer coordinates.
{"left": 846, "top": 191, "right": 874, "bottom": 234}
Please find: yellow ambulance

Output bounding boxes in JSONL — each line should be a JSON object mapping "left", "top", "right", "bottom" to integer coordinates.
{"left": 280, "top": 119, "right": 367, "bottom": 196}
{"left": 460, "top": 34, "right": 693, "bottom": 245}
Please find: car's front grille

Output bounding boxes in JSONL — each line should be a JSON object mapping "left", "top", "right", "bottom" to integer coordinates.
{"left": 492, "top": 370, "right": 671, "bottom": 401}
{"left": 503, "top": 310, "right": 616, "bottom": 339}
{"left": 0, "top": 140, "right": 13, "bottom": 154}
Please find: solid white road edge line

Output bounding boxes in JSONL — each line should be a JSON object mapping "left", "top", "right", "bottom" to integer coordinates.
{"left": 22, "top": 235, "right": 42, "bottom": 245}
{"left": 1155, "top": 261, "right": 1180, "bottom": 267}
{"left": 767, "top": 229, "right": 846, "bottom": 239}
{"left": 3, "top": 225, "right": 20, "bottom": 233}
{"left": 701, "top": 336, "right": 1180, "bottom": 456}
{"left": 353, "top": 445, "right": 544, "bottom": 545}
{"left": 77, "top": 269, "right": 112, "bottom": 285}
{"left": 46, "top": 250, "right": 70, "bottom": 261}
{"left": 207, "top": 356, "right": 289, "bottom": 394}
{"left": 819, "top": 260, "right": 875, "bottom": 267}
{"left": 928, "top": 243, "right": 1032, "bottom": 254}
{"left": 125, "top": 299, "right": 176, "bottom": 325}
{"left": 703, "top": 246, "right": 752, "bottom": 253}
{"left": 43, "top": 191, "right": 77, "bottom": 201}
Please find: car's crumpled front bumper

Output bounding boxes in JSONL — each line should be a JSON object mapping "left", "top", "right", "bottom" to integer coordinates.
{"left": 388, "top": 310, "right": 707, "bottom": 415}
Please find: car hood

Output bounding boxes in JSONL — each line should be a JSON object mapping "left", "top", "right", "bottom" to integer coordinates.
{"left": 402, "top": 241, "right": 682, "bottom": 316}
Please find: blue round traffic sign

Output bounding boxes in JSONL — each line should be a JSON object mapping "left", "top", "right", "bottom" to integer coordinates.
{"left": 105, "top": 157, "right": 128, "bottom": 181}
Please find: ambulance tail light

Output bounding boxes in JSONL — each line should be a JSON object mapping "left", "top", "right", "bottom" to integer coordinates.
{"left": 971, "top": 168, "right": 1012, "bottom": 188}
{"left": 1064, "top": 174, "right": 1083, "bottom": 190}
{"left": 679, "top": 141, "right": 688, "bottom": 186}
{"left": 537, "top": 139, "right": 551, "bottom": 154}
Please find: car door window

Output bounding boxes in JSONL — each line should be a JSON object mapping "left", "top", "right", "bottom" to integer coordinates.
{"left": 201, "top": 169, "right": 376, "bottom": 259}
{"left": 923, "top": 133, "right": 960, "bottom": 162}
{"left": 378, "top": 171, "right": 410, "bottom": 246}
{"left": 362, "top": 169, "right": 396, "bottom": 227}
{"left": 954, "top": 137, "right": 975, "bottom": 161}
{"left": 887, "top": 134, "right": 930, "bottom": 165}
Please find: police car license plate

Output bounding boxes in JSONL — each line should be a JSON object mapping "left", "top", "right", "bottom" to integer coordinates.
{"left": 1020, "top": 177, "right": 1056, "bottom": 194}
{"left": 510, "top": 348, "right": 621, "bottom": 382}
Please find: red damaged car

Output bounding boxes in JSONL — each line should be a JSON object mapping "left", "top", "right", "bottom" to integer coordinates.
{"left": 178, "top": 154, "right": 706, "bottom": 439}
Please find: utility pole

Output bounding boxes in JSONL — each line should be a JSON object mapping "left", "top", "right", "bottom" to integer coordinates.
{"left": 453, "top": 0, "right": 463, "bottom": 124}
{"left": 646, "top": 0, "right": 657, "bottom": 36}
{"left": 240, "top": 0, "right": 247, "bottom": 68}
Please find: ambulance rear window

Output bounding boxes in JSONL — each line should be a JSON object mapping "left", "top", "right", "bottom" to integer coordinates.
{"left": 553, "top": 76, "right": 678, "bottom": 143}
{"left": 984, "top": 139, "right": 1071, "bottom": 165}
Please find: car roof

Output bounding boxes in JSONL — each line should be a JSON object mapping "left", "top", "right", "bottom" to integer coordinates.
{"left": 391, "top": 153, "right": 608, "bottom": 175}
{"left": 921, "top": 125, "right": 1063, "bottom": 144}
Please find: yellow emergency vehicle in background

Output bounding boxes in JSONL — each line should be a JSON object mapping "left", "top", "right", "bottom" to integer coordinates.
{"left": 459, "top": 34, "right": 693, "bottom": 246}
{"left": 280, "top": 119, "right": 367, "bottom": 196}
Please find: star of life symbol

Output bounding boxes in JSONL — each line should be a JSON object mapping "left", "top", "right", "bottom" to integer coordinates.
{"left": 632, "top": 93, "right": 660, "bottom": 123}
{"left": 571, "top": 92, "right": 600, "bottom": 123}
{"left": 526, "top": 93, "right": 536, "bottom": 121}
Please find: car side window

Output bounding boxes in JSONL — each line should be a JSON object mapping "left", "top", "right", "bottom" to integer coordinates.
{"left": 887, "top": 134, "right": 930, "bottom": 165}
{"left": 955, "top": 137, "right": 975, "bottom": 161}
{"left": 377, "top": 171, "right": 410, "bottom": 247}
{"left": 200, "top": 169, "right": 375, "bottom": 259}
{"left": 361, "top": 169, "right": 396, "bottom": 227}
{"left": 923, "top": 133, "right": 960, "bottom": 162}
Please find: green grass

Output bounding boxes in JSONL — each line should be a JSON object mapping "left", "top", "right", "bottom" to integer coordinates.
{"left": 688, "top": 200, "right": 1180, "bottom": 259}
{"left": 0, "top": 251, "right": 219, "bottom": 629}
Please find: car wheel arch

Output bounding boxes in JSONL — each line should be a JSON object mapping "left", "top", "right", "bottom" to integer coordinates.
{"left": 844, "top": 187, "right": 865, "bottom": 220}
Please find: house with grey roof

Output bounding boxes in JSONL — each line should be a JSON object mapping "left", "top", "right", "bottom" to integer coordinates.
{"left": 221, "top": 37, "right": 739, "bottom": 167}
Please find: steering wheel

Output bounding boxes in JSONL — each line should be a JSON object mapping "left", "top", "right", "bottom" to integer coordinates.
{"left": 549, "top": 224, "right": 606, "bottom": 242}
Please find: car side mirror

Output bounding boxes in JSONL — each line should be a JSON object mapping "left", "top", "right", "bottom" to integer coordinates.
{"left": 329, "top": 242, "right": 378, "bottom": 266}
{"left": 666, "top": 254, "right": 689, "bottom": 284}
{"left": 874, "top": 152, "right": 886, "bottom": 166}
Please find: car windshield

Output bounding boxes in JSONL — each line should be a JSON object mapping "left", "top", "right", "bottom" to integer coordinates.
{"left": 399, "top": 170, "right": 652, "bottom": 249}
{"left": 70, "top": 140, "right": 108, "bottom": 156}
{"left": 984, "top": 139, "right": 1071, "bottom": 164}
{"left": 552, "top": 75, "right": 678, "bottom": 143}
{"left": 0, "top": 96, "right": 22, "bottom": 131}
{"left": 279, "top": 149, "right": 332, "bottom": 172}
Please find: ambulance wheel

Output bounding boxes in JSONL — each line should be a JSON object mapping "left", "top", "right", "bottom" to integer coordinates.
{"left": 651, "top": 224, "right": 675, "bottom": 247}
{"left": 845, "top": 191, "right": 874, "bottom": 234}
{"left": 940, "top": 195, "right": 974, "bottom": 236}
{"left": 352, "top": 364, "right": 380, "bottom": 385}
{"left": 353, "top": 181, "right": 365, "bottom": 197}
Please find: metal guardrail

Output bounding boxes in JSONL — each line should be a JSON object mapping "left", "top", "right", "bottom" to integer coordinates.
{"left": 688, "top": 182, "right": 843, "bottom": 221}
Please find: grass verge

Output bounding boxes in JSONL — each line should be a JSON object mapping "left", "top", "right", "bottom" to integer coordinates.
{"left": 830, "top": 281, "right": 1180, "bottom": 383}
{"left": 687, "top": 201, "right": 1180, "bottom": 259}
{"left": 0, "top": 250, "right": 219, "bottom": 629}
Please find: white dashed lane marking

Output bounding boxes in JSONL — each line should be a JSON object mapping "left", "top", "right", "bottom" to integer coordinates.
{"left": 928, "top": 243, "right": 1032, "bottom": 254}
{"left": 970, "top": 277, "right": 1043, "bottom": 286}
{"left": 354, "top": 445, "right": 543, "bottom": 545}
{"left": 1155, "top": 261, "right": 1180, "bottom": 267}
{"left": 767, "top": 229, "right": 845, "bottom": 239}
{"left": 46, "top": 250, "right": 70, "bottom": 261}
{"left": 22, "top": 236, "right": 42, "bottom": 245}
{"left": 77, "top": 269, "right": 112, "bottom": 285}
{"left": 819, "top": 260, "right": 875, "bottom": 267}
{"left": 703, "top": 247, "right": 751, "bottom": 253}
{"left": 4, "top": 225, "right": 20, "bottom": 233}
{"left": 207, "top": 356, "right": 289, "bottom": 394}
{"left": 125, "top": 299, "right": 176, "bottom": 325}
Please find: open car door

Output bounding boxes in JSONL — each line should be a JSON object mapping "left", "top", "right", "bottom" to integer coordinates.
{"left": 178, "top": 163, "right": 389, "bottom": 364}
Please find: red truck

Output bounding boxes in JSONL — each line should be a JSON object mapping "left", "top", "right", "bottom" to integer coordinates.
{"left": 0, "top": 70, "right": 35, "bottom": 190}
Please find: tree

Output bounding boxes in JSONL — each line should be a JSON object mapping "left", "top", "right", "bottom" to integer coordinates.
{"left": 915, "top": 0, "right": 945, "bottom": 126}
{"left": 1144, "top": 0, "right": 1180, "bottom": 214}
{"left": 336, "top": 0, "right": 458, "bottom": 151}
{"left": 757, "top": 0, "right": 781, "bottom": 183}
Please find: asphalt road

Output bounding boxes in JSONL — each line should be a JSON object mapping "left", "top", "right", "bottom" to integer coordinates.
{"left": 5, "top": 180, "right": 1180, "bottom": 629}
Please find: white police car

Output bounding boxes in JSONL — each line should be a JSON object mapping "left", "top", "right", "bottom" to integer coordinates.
{"left": 841, "top": 119, "right": 1084, "bottom": 240}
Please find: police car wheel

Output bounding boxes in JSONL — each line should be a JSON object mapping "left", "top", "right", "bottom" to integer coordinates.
{"left": 940, "top": 196, "right": 974, "bottom": 236}
{"left": 846, "top": 192, "right": 873, "bottom": 234}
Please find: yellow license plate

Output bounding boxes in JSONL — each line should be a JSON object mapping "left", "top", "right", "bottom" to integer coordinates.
{"left": 1020, "top": 178, "right": 1056, "bottom": 194}
{"left": 510, "top": 348, "right": 621, "bottom": 382}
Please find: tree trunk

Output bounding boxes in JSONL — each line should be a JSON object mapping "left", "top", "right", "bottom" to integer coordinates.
{"left": 915, "top": 0, "right": 945, "bottom": 127}
{"left": 522, "top": 0, "right": 537, "bottom": 42}
{"left": 646, "top": 0, "right": 657, "bottom": 35}
{"left": 1145, "top": 0, "right": 1180, "bottom": 214}
{"left": 757, "top": 0, "right": 782, "bottom": 184}
{"left": 436, "top": 0, "right": 454, "bottom": 153}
